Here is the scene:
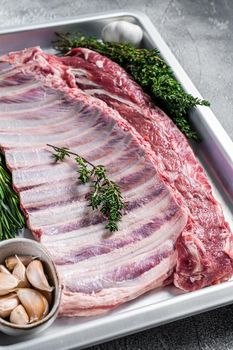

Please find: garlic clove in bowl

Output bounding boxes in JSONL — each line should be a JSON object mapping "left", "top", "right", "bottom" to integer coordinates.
{"left": 41, "top": 290, "right": 53, "bottom": 306}
{"left": 17, "top": 288, "right": 48, "bottom": 323}
{"left": 0, "top": 272, "right": 18, "bottom": 296}
{"left": 0, "top": 238, "right": 62, "bottom": 337}
{"left": 12, "top": 256, "right": 30, "bottom": 288}
{"left": 26, "top": 260, "right": 54, "bottom": 292}
{"left": 10, "top": 305, "right": 29, "bottom": 325}
{"left": 0, "top": 293, "right": 19, "bottom": 318}
{"left": 5, "top": 255, "right": 35, "bottom": 271}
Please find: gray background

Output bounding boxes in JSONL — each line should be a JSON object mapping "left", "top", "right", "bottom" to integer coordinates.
{"left": 0, "top": 0, "right": 232, "bottom": 349}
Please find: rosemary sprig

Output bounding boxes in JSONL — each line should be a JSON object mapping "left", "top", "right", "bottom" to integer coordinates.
{"left": 47, "top": 144, "right": 124, "bottom": 232}
{"left": 54, "top": 32, "right": 210, "bottom": 140}
{"left": 0, "top": 154, "right": 25, "bottom": 240}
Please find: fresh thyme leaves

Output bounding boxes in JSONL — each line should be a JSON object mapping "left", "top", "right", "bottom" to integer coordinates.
{"left": 52, "top": 146, "right": 70, "bottom": 162}
{"left": 54, "top": 32, "right": 210, "bottom": 140}
{"left": 75, "top": 156, "right": 91, "bottom": 184}
{"left": 47, "top": 144, "right": 124, "bottom": 232}
{"left": 0, "top": 154, "right": 25, "bottom": 240}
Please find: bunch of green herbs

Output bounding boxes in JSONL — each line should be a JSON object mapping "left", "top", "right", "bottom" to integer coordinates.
{"left": 0, "top": 154, "right": 25, "bottom": 240}
{"left": 54, "top": 32, "right": 210, "bottom": 140}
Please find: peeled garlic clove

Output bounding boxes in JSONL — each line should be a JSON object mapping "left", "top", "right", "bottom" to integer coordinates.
{"left": 5, "top": 255, "right": 35, "bottom": 271}
{"left": 10, "top": 304, "right": 29, "bottom": 325}
{"left": 12, "top": 256, "right": 30, "bottom": 288}
{"left": 17, "top": 288, "right": 46, "bottom": 323}
{"left": 0, "top": 272, "right": 18, "bottom": 296}
{"left": 0, "top": 265, "right": 11, "bottom": 274}
{"left": 0, "top": 293, "right": 19, "bottom": 318}
{"left": 26, "top": 260, "right": 54, "bottom": 292}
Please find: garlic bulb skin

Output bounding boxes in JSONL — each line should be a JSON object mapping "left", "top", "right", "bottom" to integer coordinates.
{"left": 101, "top": 21, "right": 143, "bottom": 47}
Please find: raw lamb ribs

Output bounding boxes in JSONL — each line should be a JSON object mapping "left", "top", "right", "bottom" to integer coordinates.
{"left": 60, "top": 48, "right": 233, "bottom": 291}
{"left": 0, "top": 48, "right": 188, "bottom": 316}
{"left": 0, "top": 47, "right": 232, "bottom": 317}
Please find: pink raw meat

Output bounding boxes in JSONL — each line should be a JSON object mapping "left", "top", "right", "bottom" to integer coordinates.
{"left": 59, "top": 47, "right": 233, "bottom": 291}
{"left": 0, "top": 47, "right": 188, "bottom": 316}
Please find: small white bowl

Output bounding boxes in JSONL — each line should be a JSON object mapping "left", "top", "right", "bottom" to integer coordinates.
{"left": 0, "top": 238, "right": 62, "bottom": 336}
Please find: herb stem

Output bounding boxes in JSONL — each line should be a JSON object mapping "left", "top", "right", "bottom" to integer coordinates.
{"left": 47, "top": 144, "right": 124, "bottom": 232}
{"left": 47, "top": 144, "right": 95, "bottom": 167}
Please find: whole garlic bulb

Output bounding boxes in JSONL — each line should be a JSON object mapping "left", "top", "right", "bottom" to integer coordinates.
{"left": 101, "top": 20, "right": 143, "bottom": 47}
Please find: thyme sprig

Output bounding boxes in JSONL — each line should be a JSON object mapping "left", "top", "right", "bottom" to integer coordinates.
{"left": 54, "top": 32, "right": 210, "bottom": 140}
{"left": 47, "top": 144, "right": 124, "bottom": 232}
{"left": 0, "top": 154, "right": 25, "bottom": 240}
